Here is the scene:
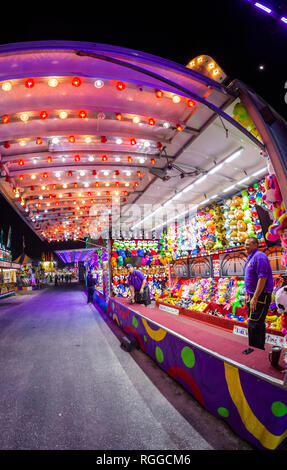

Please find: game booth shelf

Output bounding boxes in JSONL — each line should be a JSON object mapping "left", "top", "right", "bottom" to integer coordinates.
{"left": 0, "top": 41, "right": 287, "bottom": 450}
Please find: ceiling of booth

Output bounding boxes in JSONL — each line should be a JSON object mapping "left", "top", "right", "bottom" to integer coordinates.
{"left": 0, "top": 42, "right": 267, "bottom": 242}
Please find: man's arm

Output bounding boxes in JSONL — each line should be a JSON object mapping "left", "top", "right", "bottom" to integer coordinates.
{"left": 250, "top": 277, "right": 267, "bottom": 312}
{"left": 139, "top": 278, "right": 146, "bottom": 294}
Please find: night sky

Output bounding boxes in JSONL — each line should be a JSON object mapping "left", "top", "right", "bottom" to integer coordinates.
{"left": 1, "top": 0, "right": 286, "bottom": 260}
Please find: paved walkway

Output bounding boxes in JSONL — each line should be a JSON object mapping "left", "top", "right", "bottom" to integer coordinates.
{"left": 0, "top": 285, "right": 253, "bottom": 450}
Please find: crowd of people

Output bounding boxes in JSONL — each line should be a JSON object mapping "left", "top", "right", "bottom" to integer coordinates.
{"left": 45, "top": 273, "right": 74, "bottom": 286}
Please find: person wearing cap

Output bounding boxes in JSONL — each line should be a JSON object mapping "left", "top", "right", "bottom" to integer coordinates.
{"left": 244, "top": 236, "right": 274, "bottom": 350}
{"left": 126, "top": 264, "right": 151, "bottom": 307}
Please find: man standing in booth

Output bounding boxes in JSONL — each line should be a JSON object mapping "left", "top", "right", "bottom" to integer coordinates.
{"left": 127, "top": 264, "right": 151, "bottom": 307}
{"left": 244, "top": 237, "right": 274, "bottom": 350}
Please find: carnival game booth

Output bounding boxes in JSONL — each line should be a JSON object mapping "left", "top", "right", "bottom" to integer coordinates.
{"left": 85, "top": 245, "right": 110, "bottom": 312}
{"left": 14, "top": 252, "right": 40, "bottom": 290}
{"left": 0, "top": 248, "right": 20, "bottom": 298}
{"left": 0, "top": 41, "right": 286, "bottom": 449}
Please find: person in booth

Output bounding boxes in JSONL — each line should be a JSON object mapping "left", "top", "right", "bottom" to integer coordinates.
{"left": 244, "top": 236, "right": 274, "bottom": 350}
{"left": 126, "top": 264, "right": 151, "bottom": 307}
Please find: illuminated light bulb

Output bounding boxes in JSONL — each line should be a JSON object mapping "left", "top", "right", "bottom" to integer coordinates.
{"left": 116, "top": 138, "right": 122, "bottom": 144}
{"left": 97, "top": 192, "right": 101, "bottom": 196}
{"left": 25, "top": 78, "right": 35, "bottom": 88}
{"left": 59, "top": 194, "right": 63, "bottom": 198}
{"left": 43, "top": 172, "right": 48, "bottom": 178}
{"left": 115, "top": 113, "right": 123, "bottom": 121}
{"left": 130, "top": 138, "right": 136, "bottom": 146}
{"left": 2, "top": 81, "right": 12, "bottom": 91}
{"left": 172, "top": 95, "right": 181, "bottom": 103}
{"left": 41, "top": 185, "right": 46, "bottom": 190}
{"left": 155, "top": 89, "right": 163, "bottom": 98}
{"left": 137, "top": 171, "right": 141, "bottom": 177}
{"left": 105, "top": 183, "right": 110, "bottom": 187}
{"left": 62, "top": 157, "right": 66, "bottom": 162}
{"left": 39, "top": 195, "right": 43, "bottom": 200}
{"left": 133, "top": 116, "right": 140, "bottom": 124}
{"left": 59, "top": 111, "right": 68, "bottom": 120}
{"left": 126, "top": 170, "right": 131, "bottom": 176}
{"left": 48, "top": 77, "right": 59, "bottom": 87}
{"left": 84, "top": 183, "right": 89, "bottom": 188}
{"left": 74, "top": 155, "right": 80, "bottom": 162}
{"left": 163, "top": 122, "right": 170, "bottom": 128}
{"left": 115, "top": 157, "right": 121, "bottom": 162}
{"left": 40, "top": 111, "right": 48, "bottom": 120}
{"left": 20, "top": 112, "right": 29, "bottom": 122}
{"left": 88, "top": 155, "right": 94, "bottom": 161}
{"left": 63, "top": 184, "right": 68, "bottom": 189}
{"left": 72, "top": 77, "right": 81, "bottom": 87}
{"left": 115, "top": 181, "right": 120, "bottom": 187}
{"left": 36, "top": 137, "right": 42, "bottom": 145}
{"left": 74, "top": 182, "right": 78, "bottom": 188}
{"left": 68, "top": 171, "right": 73, "bottom": 177}
{"left": 92, "top": 170, "right": 97, "bottom": 176}
{"left": 148, "top": 117, "right": 155, "bottom": 126}
{"left": 125, "top": 183, "right": 130, "bottom": 187}
{"left": 213, "top": 69, "right": 219, "bottom": 75}
{"left": 69, "top": 135, "right": 75, "bottom": 143}
{"left": 176, "top": 124, "right": 183, "bottom": 132}
{"left": 2, "top": 114, "right": 10, "bottom": 123}
{"left": 134, "top": 182, "right": 139, "bottom": 187}
{"left": 31, "top": 174, "right": 36, "bottom": 180}
{"left": 143, "top": 141, "right": 150, "bottom": 148}
{"left": 102, "top": 155, "right": 108, "bottom": 162}
{"left": 52, "top": 184, "right": 56, "bottom": 189}
{"left": 187, "top": 99, "right": 196, "bottom": 108}
{"left": 116, "top": 81, "right": 125, "bottom": 91}
{"left": 47, "top": 156, "right": 53, "bottom": 164}
{"left": 79, "top": 171, "right": 85, "bottom": 176}
{"left": 85, "top": 137, "right": 92, "bottom": 144}
{"left": 94, "top": 79, "right": 104, "bottom": 88}
{"left": 150, "top": 158, "right": 156, "bottom": 165}
{"left": 19, "top": 140, "right": 26, "bottom": 146}
{"left": 127, "top": 156, "right": 133, "bottom": 163}
{"left": 19, "top": 175, "right": 24, "bottom": 181}
{"left": 79, "top": 110, "right": 87, "bottom": 119}
{"left": 18, "top": 159, "right": 24, "bottom": 166}
{"left": 52, "top": 137, "right": 60, "bottom": 144}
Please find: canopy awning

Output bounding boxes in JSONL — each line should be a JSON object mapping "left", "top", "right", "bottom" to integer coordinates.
{"left": 0, "top": 41, "right": 285, "bottom": 241}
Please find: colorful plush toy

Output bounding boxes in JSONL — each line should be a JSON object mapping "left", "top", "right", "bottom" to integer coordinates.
{"left": 275, "top": 285, "right": 287, "bottom": 335}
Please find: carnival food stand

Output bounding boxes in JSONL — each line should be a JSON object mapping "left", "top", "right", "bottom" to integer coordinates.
{"left": 0, "top": 41, "right": 287, "bottom": 449}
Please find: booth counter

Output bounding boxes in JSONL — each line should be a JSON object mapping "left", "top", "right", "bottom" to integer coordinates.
{"left": 101, "top": 296, "right": 287, "bottom": 450}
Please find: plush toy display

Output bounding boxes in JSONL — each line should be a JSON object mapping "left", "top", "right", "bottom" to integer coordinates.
{"left": 275, "top": 285, "right": 287, "bottom": 335}
{"left": 262, "top": 168, "right": 287, "bottom": 265}
{"left": 232, "top": 102, "right": 261, "bottom": 141}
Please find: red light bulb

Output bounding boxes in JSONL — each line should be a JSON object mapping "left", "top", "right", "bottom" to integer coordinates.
{"left": 40, "top": 111, "right": 48, "bottom": 120}
{"left": 79, "top": 110, "right": 87, "bottom": 119}
{"left": 155, "top": 89, "right": 163, "bottom": 98}
{"left": 72, "top": 77, "right": 81, "bottom": 87}
{"left": 74, "top": 182, "right": 78, "bottom": 188}
{"left": 101, "top": 136, "right": 107, "bottom": 143}
{"left": 2, "top": 115, "right": 10, "bottom": 124}
{"left": 69, "top": 136, "right": 75, "bottom": 143}
{"left": 127, "top": 156, "right": 133, "bottom": 163}
{"left": 187, "top": 99, "right": 196, "bottom": 108}
{"left": 68, "top": 171, "right": 73, "bottom": 177}
{"left": 151, "top": 158, "right": 156, "bottom": 165}
{"left": 43, "top": 172, "right": 48, "bottom": 178}
{"left": 4, "top": 141, "right": 10, "bottom": 149}
{"left": 116, "top": 81, "right": 125, "bottom": 91}
{"left": 102, "top": 155, "right": 108, "bottom": 162}
{"left": 25, "top": 78, "right": 35, "bottom": 88}
{"left": 148, "top": 117, "right": 155, "bottom": 126}
{"left": 115, "top": 113, "right": 123, "bottom": 121}
{"left": 47, "top": 156, "right": 52, "bottom": 163}
{"left": 130, "top": 138, "right": 136, "bottom": 146}
{"left": 18, "top": 159, "right": 24, "bottom": 166}
{"left": 176, "top": 124, "right": 183, "bottom": 132}
{"left": 74, "top": 155, "right": 80, "bottom": 162}
{"left": 36, "top": 137, "right": 42, "bottom": 145}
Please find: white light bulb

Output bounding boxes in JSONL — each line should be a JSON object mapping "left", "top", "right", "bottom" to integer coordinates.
{"left": 20, "top": 113, "right": 29, "bottom": 122}
{"left": 52, "top": 137, "right": 59, "bottom": 144}
{"left": 88, "top": 156, "right": 94, "bottom": 161}
{"left": 116, "top": 138, "right": 122, "bottom": 145}
{"left": 94, "top": 79, "right": 104, "bottom": 88}
{"left": 2, "top": 81, "right": 12, "bottom": 91}
{"left": 59, "top": 111, "right": 68, "bottom": 120}
{"left": 48, "top": 78, "right": 59, "bottom": 87}
{"left": 172, "top": 95, "right": 181, "bottom": 103}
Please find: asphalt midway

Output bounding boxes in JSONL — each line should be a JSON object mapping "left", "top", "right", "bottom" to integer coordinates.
{"left": 0, "top": 284, "right": 253, "bottom": 450}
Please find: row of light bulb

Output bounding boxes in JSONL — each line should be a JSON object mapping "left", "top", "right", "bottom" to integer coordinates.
{"left": 1, "top": 78, "right": 105, "bottom": 91}
{"left": 28, "top": 155, "right": 146, "bottom": 164}
{"left": 13, "top": 136, "right": 153, "bottom": 148}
